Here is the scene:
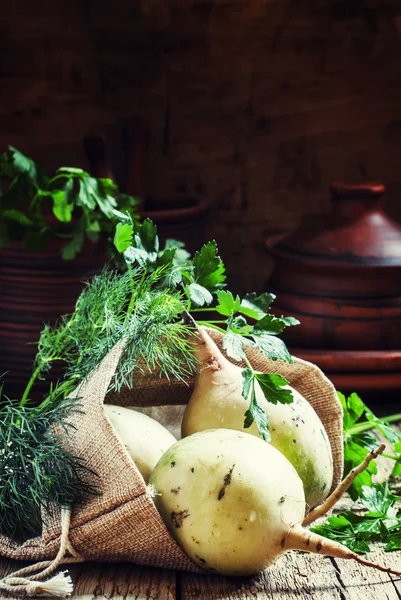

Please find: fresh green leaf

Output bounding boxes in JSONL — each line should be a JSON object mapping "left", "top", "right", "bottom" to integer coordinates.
{"left": 9, "top": 146, "right": 37, "bottom": 180}
{"left": 230, "top": 315, "right": 253, "bottom": 335}
{"left": 241, "top": 292, "right": 275, "bottom": 318}
{"left": 98, "top": 178, "right": 119, "bottom": 196}
{"left": 340, "top": 391, "right": 401, "bottom": 498}
{"left": 280, "top": 316, "right": 300, "bottom": 326}
{"left": 137, "top": 219, "right": 159, "bottom": 254}
{"left": 360, "top": 483, "right": 399, "bottom": 517}
{"left": 241, "top": 369, "right": 270, "bottom": 441}
{"left": 114, "top": 222, "right": 133, "bottom": 253}
{"left": 192, "top": 240, "right": 226, "bottom": 291}
{"left": 2, "top": 209, "right": 33, "bottom": 226}
{"left": 254, "top": 373, "right": 293, "bottom": 405}
{"left": 364, "top": 407, "right": 401, "bottom": 445}
{"left": 188, "top": 282, "right": 213, "bottom": 307}
{"left": 339, "top": 391, "right": 366, "bottom": 431}
{"left": 57, "top": 167, "right": 88, "bottom": 175}
{"left": 61, "top": 233, "right": 84, "bottom": 260}
{"left": 343, "top": 439, "right": 377, "bottom": 500}
{"left": 311, "top": 484, "right": 401, "bottom": 554}
{"left": 52, "top": 190, "right": 74, "bottom": 222}
{"left": 241, "top": 368, "right": 253, "bottom": 398}
{"left": 215, "top": 290, "right": 241, "bottom": 317}
{"left": 254, "top": 313, "right": 286, "bottom": 335}
{"left": 251, "top": 332, "right": 293, "bottom": 363}
{"left": 385, "top": 532, "right": 401, "bottom": 551}
{"left": 77, "top": 178, "right": 97, "bottom": 210}
{"left": 164, "top": 239, "right": 191, "bottom": 265}
{"left": 222, "top": 331, "right": 247, "bottom": 362}
{"left": 123, "top": 246, "right": 150, "bottom": 267}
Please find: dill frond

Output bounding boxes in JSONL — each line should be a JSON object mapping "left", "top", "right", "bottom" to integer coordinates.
{"left": 0, "top": 392, "right": 98, "bottom": 541}
{"left": 36, "top": 266, "right": 198, "bottom": 394}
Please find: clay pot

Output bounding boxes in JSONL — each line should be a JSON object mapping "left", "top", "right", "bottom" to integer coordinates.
{"left": 0, "top": 237, "right": 108, "bottom": 398}
{"left": 265, "top": 181, "right": 401, "bottom": 394}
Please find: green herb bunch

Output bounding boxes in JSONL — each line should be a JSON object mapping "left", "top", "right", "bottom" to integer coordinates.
{"left": 0, "top": 146, "right": 138, "bottom": 259}
{"left": 339, "top": 391, "right": 401, "bottom": 499}
{"left": 32, "top": 215, "right": 300, "bottom": 445}
{"left": 309, "top": 391, "right": 401, "bottom": 553}
{"left": 0, "top": 389, "right": 97, "bottom": 541}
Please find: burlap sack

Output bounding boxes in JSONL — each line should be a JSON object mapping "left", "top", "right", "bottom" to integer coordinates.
{"left": 0, "top": 327, "right": 343, "bottom": 574}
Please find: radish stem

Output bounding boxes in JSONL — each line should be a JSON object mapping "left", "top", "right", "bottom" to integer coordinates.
{"left": 302, "top": 443, "right": 385, "bottom": 526}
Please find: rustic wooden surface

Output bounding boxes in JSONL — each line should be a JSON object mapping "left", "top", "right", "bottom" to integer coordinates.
{"left": 1, "top": 406, "right": 400, "bottom": 599}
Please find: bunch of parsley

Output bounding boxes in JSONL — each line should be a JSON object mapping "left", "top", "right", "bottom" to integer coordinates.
{"left": 0, "top": 146, "right": 137, "bottom": 259}
{"left": 310, "top": 391, "right": 401, "bottom": 553}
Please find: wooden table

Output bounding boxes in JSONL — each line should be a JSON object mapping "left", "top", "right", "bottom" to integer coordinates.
{"left": 1, "top": 406, "right": 401, "bottom": 599}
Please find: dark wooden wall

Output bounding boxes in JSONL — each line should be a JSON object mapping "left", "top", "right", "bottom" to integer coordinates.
{"left": 1, "top": 0, "right": 401, "bottom": 293}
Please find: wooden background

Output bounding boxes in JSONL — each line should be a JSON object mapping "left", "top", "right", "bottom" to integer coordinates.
{"left": 1, "top": 0, "right": 401, "bottom": 292}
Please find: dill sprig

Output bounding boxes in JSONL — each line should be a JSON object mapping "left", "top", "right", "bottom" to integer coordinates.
{"left": 0, "top": 389, "right": 98, "bottom": 541}
{"left": 35, "top": 265, "right": 198, "bottom": 394}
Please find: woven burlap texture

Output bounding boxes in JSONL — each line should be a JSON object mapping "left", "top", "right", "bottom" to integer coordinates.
{"left": 0, "top": 327, "right": 343, "bottom": 573}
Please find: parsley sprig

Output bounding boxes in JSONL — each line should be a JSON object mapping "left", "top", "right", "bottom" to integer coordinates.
{"left": 311, "top": 483, "right": 401, "bottom": 553}
{"left": 340, "top": 392, "right": 401, "bottom": 499}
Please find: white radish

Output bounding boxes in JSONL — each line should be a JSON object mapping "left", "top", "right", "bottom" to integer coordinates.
{"left": 181, "top": 327, "right": 333, "bottom": 508}
{"left": 149, "top": 429, "right": 399, "bottom": 577}
{"left": 104, "top": 404, "right": 177, "bottom": 482}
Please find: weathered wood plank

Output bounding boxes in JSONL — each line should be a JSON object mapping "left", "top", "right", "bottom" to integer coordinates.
{"left": 329, "top": 551, "right": 401, "bottom": 600}
{"left": 180, "top": 549, "right": 401, "bottom": 600}
{"left": 180, "top": 553, "right": 346, "bottom": 600}
{"left": 0, "top": 560, "right": 176, "bottom": 600}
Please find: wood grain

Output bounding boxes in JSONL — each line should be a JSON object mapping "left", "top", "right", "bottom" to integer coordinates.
{"left": 0, "top": 560, "right": 176, "bottom": 600}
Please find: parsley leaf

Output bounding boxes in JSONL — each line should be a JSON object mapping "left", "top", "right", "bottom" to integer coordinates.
{"left": 251, "top": 331, "right": 293, "bottom": 363}
{"left": 222, "top": 331, "right": 247, "bottom": 362}
{"left": 240, "top": 292, "right": 276, "bottom": 318}
{"left": 187, "top": 283, "right": 213, "bottom": 307}
{"left": 114, "top": 223, "right": 133, "bottom": 253}
{"left": 61, "top": 233, "right": 85, "bottom": 260}
{"left": 242, "top": 369, "right": 270, "bottom": 442}
{"left": 254, "top": 373, "right": 293, "bottom": 405}
{"left": 9, "top": 146, "right": 37, "bottom": 180}
{"left": 216, "top": 290, "right": 241, "bottom": 317}
{"left": 192, "top": 240, "right": 226, "bottom": 291}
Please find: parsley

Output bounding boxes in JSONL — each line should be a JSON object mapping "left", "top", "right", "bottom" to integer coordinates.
{"left": 340, "top": 392, "right": 401, "bottom": 499}
{"left": 0, "top": 146, "right": 138, "bottom": 258}
{"left": 310, "top": 483, "right": 401, "bottom": 554}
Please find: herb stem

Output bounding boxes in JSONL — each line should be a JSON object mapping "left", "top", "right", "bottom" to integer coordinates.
{"left": 242, "top": 353, "right": 254, "bottom": 372}
{"left": 190, "top": 308, "right": 220, "bottom": 312}
{"left": 381, "top": 453, "right": 401, "bottom": 461}
{"left": 19, "top": 365, "right": 42, "bottom": 407}
{"left": 197, "top": 319, "right": 227, "bottom": 324}
{"left": 348, "top": 413, "right": 401, "bottom": 436}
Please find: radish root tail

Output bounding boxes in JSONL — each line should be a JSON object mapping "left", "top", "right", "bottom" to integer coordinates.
{"left": 302, "top": 443, "right": 386, "bottom": 526}
{"left": 286, "top": 524, "right": 401, "bottom": 577}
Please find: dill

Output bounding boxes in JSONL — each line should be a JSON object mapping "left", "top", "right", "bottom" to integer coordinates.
{"left": 0, "top": 390, "right": 98, "bottom": 541}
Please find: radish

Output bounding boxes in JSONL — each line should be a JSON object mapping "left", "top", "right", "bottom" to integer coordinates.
{"left": 104, "top": 404, "right": 177, "bottom": 482}
{"left": 181, "top": 327, "right": 333, "bottom": 508}
{"left": 149, "top": 429, "right": 399, "bottom": 577}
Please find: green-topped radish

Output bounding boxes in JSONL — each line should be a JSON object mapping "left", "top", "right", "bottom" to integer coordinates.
{"left": 104, "top": 404, "right": 177, "bottom": 482}
{"left": 149, "top": 429, "right": 398, "bottom": 577}
{"left": 181, "top": 327, "right": 333, "bottom": 508}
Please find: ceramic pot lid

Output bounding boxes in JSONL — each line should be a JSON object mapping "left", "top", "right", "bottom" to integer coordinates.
{"left": 272, "top": 181, "right": 401, "bottom": 267}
